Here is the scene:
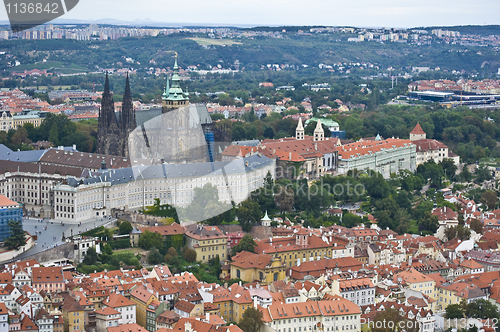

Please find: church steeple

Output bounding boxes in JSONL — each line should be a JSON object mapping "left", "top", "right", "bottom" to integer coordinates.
{"left": 100, "top": 72, "right": 116, "bottom": 129}
{"left": 313, "top": 119, "right": 324, "bottom": 141}
{"left": 162, "top": 52, "right": 190, "bottom": 113}
{"left": 121, "top": 72, "right": 136, "bottom": 132}
{"left": 296, "top": 117, "right": 304, "bottom": 140}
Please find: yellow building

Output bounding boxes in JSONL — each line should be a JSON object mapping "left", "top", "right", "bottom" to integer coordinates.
{"left": 184, "top": 224, "right": 227, "bottom": 263}
{"left": 0, "top": 110, "right": 45, "bottom": 132}
{"left": 130, "top": 284, "right": 158, "bottom": 328}
{"left": 230, "top": 251, "right": 286, "bottom": 284}
{"left": 254, "top": 229, "right": 331, "bottom": 269}
{"left": 393, "top": 268, "right": 437, "bottom": 311}
{"left": 61, "top": 297, "right": 85, "bottom": 332}
{"left": 210, "top": 283, "right": 256, "bottom": 323}
{"left": 437, "top": 282, "right": 487, "bottom": 311}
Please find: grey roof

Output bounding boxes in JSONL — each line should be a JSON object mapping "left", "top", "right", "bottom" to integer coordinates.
{"left": 66, "top": 153, "right": 273, "bottom": 188}
{"left": 0, "top": 144, "right": 47, "bottom": 163}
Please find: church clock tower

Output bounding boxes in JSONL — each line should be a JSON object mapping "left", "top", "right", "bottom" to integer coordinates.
{"left": 162, "top": 53, "right": 190, "bottom": 113}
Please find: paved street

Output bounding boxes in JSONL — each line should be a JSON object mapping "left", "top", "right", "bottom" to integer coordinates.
{"left": 15, "top": 217, "right": 113, "bottom": 260}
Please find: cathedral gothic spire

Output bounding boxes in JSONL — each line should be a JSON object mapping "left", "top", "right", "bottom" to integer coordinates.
{"left": 120, "top": 72, "right": 136, "bottom": 131}
{"left": 97, "top": 73, "right": 136, "bottom": 157}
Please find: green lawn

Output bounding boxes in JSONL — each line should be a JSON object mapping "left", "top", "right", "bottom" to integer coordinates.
{"left": 408, "top": 219, "right": 419, "bottom": 234}
{"left": 113, "top": 247, "right": 144, "bottom": 254}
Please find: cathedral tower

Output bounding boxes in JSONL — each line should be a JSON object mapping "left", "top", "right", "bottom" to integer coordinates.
{"left": 162, "top": 53, "right": 190, "bottom": 113}
{"left": 96, "top": 73, "right": 136, "bottom": 157}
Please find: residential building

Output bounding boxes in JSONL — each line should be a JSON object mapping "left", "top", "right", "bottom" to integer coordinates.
{"left": 184, "top": 224, "right": 227, "bottom": 263}
{"left": 102, "top": 293, "right": 137, "bottom": 325}
{"left": 254, "top": 229, "right": 332, "bottom": 270}
{"left": 31, "top": 267, "right": 66, "bottom": 293}
{"left": 61, "top": 297, "right": 84, "bottom": 332}
{"left": 393, "top": 268, "right": 437, "bottom": 302}
{"left": 19, "top": 315, "right": 39, "bottom": 332}
{"left": 145, "top": 300, "right": 167, "bottom": 332}
{"left": 0, "top": 303, "right": 7, "bottom": 332}
{"left": 34, "top": 308, "right": 53, "bottom": 332}
{"left": 96, "top": 307, "right": 121, "bottom": 331}
{"left": 437, "top": 282, "right": 487, "bottom": 310}
{"left": 261, "top": 299, "right": 361, "bottom": 332}
{"left": 336, "top": 278, "right": 376, "bottom": 307}
{"left": 230, "top": 251, "right": 286, "bottom": 284}
{"left": 129, "top": 285, "right": 158, "bottom": 328}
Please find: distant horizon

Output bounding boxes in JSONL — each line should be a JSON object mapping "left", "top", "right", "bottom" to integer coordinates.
{"left": 0, "top": 18, "right": 498, "bottom": 30}
{"left": 1, "top": 0, "right": 499, "bottom": 29}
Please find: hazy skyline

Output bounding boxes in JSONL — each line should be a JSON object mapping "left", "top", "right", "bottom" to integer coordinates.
{"left": 1, "top": 0, "right": 499, "bottom": 28}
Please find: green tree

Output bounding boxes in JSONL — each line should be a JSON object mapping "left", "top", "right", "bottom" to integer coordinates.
{"left": 148, "top": 248, "right": 163, "bottom": 265}
{"left": 119, "top": 220, "right": 133, "bottom": 235}
{"left": 445, "top": 225, "right": 471, "bottom": 241}
{"left": 475, "top": 165, "right": 492, "bottom": 184}
{"left": 418, "top": 211, "right": 439, "bottom": 233}
{"left": 251, "top": 171, "right": 275, "bottom": 213}
{"left": 371, "top": 308, "right": 419, "bottom": 332}
{"left": 481, "top": 190, "right": 497, "bottom": 210}
{"left": 342, "top": 213, "right": 362, "bottom": 228}
{"left": 48, "top": 122, "right": 59, "bottom": 145}
{"left": 4, "top": 220, "right": 25, "bottom": 250}
{"left": 237, "top": 199, "right": 261, "bottom": 232}
{"left": 138, "top": 230, "right": 163, "bottom": 250}
{"left": 183, "top": 248, "right": 197, "bottom": 262}
{"left": 231, "top": 234, "right": 257, "bottom": 256}
{"left": 83, "top": 247, "right": 98, "bottom": 265}
{"left": 274, "top": 184, "right": 294, "bottom": 213}
{"left": 440, "top": 159, "right": 458, "bottom": 180}
{"left": 11, "top": 127, "right": 31, "bottom": 147}
{"left": 465, "top": 299, "right": 500, "bottom": 320}
{"left": 469, "top": 219, "right": 483, "bottom": 234}
{"left": 445, "top": 303, "right": 465, "bottom": 319}
{"left": 238, "top": 307, "right": 264, "bottom": 332}
{"left": 459, "top": 166, "right": 472, "bottom": 182}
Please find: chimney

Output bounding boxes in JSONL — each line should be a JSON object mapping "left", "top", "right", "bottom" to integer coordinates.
{"left": 206, "top": 312, "right": 210, "bottom": 322}
{"left": 253, "top": 296, "right": 258, "bottom": 308}
{"left": 289, "top": 152, "right": 292, "bottom": 161}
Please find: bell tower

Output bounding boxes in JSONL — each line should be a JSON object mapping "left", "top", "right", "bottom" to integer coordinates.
{"left": 313, "top": 119, "right": 324, "bottom": 141}
{"left": 296, "top": 117, "right": 304, "bottom": 140}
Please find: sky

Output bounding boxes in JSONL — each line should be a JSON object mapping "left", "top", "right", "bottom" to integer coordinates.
{"left": 1, "top": 0, "right": 500, "bottom": 27}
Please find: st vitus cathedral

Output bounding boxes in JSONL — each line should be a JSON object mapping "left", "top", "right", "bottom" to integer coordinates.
{"left": 97, "top": 54, "right": 219, "bottom": 163}
{"left": 96, "top": 73, "right": 136, "bottom": 157}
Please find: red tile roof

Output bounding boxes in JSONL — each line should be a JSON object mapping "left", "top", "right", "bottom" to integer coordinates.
{"left": 410, "top": 123, "right": 425, "bottom": 135}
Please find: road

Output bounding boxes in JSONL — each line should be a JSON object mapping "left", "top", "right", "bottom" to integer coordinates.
{"left": 16, "top": 217, "right": 113, "bottom": 260}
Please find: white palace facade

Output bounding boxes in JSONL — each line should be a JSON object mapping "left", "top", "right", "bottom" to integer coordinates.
{"left": 52, "top": 154, "right": 275, "bottom": 223}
